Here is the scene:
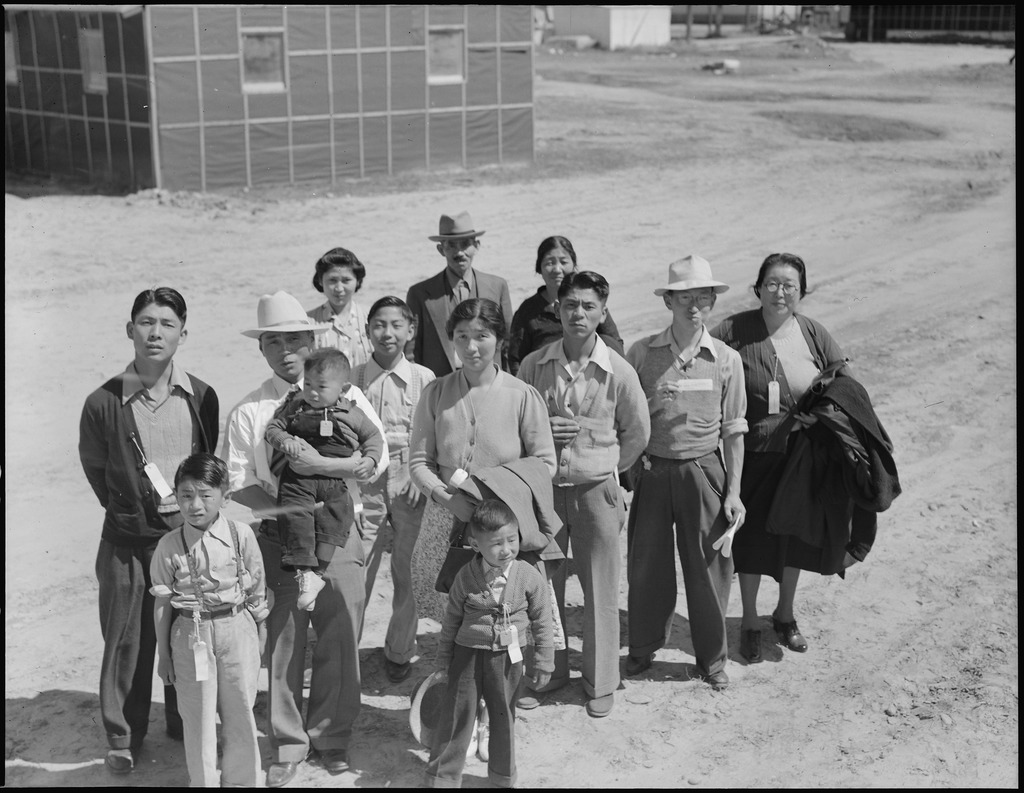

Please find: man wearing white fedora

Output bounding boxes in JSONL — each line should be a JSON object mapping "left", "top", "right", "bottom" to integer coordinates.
{"left": 405, "top": 211, "right": 514, "bottom": 376}
{"left": 625, "top": 255, "right": 748, "bottom": 691}
{"left": 221, "top": 291, "right": 388, "bottom": 786}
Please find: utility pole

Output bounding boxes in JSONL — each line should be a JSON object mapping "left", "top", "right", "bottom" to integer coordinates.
{"left": 686, "top": 4, "right": 693, "bottom": 43}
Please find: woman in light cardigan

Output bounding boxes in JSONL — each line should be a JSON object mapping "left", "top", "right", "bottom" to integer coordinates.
{"left": 409, "top": 298, "right": 557, "bottom": 627}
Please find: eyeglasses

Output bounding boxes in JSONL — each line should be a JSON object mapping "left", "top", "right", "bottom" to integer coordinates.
{"left": 763, "top": 282, "right": 800, "bottom": 296}
{"left": 669, "top": 291, "right": 716, "bottom": 306}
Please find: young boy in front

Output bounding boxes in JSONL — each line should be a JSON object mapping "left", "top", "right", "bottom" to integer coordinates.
{"left": 426, "top": 500, "right": 553, "bottom": 788}
{"left": 352, "top": 296, "right": 436, "bottom": 682}
{"left": 265, "top": 348, "right": 384, "bottom": 611}
{"left": 151, "top": 453, "right": 269, "bottom": 787}
{"left": 517, "top": 271, "right": 650, "bottom": 717}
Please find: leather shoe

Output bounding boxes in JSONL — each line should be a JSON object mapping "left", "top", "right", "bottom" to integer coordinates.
{"left": 624, "top": 652, "right": 654, "bottom": 676}
{"left": 739, "top": 629, "right": 763, "bottom": 664}
{"left": 384, "top": 658, "right": 412, "bottom": 683}
{"left": 266, "top": 761, "right": 300, "bottom": 788}
{"left": 585, "top": 693, "right": 614, "bottom": 718}
{"left": 105, "top": 748, "right": 134, "bottom": 775}
{"left": 318, "top": 748, "right": 350, "bottom": 774}
{"left": 703, "top": 670, "right": 730, "bottom": 691}
{"left": 515, "top": 693, "right": 541, "bottom": 710}
{"left": 773, "top": 614, "right": 808, "bottom": 653}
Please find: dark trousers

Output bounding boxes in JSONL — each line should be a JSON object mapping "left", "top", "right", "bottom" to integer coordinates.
{"left": 95, "top": 538, "right": 180, "bottom": 750}
{"left": 259, "top": 522, "right": 365, "bottom": 762}
{"left": 626, "top": 451, "right": 734, "bottom": 677}
{"left": 426, "top": 645, "right": 522, "bottom": 788}
{"left": 277, "top": 469, "right": 351, "bottom": 569}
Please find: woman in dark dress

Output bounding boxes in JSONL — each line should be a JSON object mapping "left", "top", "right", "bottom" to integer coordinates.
{"left": 507, "top": 236, "right": 624, "bottom": 375}
{"left": 712, "top": 253, "right": 850, "bottom": 664}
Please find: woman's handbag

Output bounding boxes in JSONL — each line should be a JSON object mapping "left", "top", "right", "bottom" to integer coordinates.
{"left": 434, "top": 520, "right": 476, "bottom": 594}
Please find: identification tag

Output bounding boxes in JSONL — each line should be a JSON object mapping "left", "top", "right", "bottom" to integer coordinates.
{"left": 319, "top": 420, "right": 333, "bottom": 437}
{"left": 767, "top": 381, "right": 781, "bottom": 414}
{"left": 192, "top": 638, "right": 209, "bottom": 681}
{"left": 505, "top": 625, "right": 522, "bottom": 663}
{"left": 499, "top": 626, "right": 514, "bottom": 646}
{"left": 143, "top": 462, "right": 174, "bottom": 499}
{"left": 676, "top": 379, "right": 714, "bottom": 392}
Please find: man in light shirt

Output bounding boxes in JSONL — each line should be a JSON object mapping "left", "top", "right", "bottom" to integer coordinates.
{"left": 222, "top": 291, "right": 387, "bottom": 787}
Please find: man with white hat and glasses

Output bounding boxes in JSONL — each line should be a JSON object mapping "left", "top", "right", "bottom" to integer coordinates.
{"left": 624, "top": 256, "right": 748, "bottom": 691}
{"left": 221, "top": 291, "right": 387, "bottom": 786}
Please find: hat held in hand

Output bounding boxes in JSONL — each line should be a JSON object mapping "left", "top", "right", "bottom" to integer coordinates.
{"left": 409, "top": 670, "right": 448, "bottom": 748}
{"left": 654, "top": 254, "right": 730, "bottom": 296}
{"left": 241, "top": 290, "right": 330, "bottom": 338}
{"left": 428, "top": 211, "right": 486, "bottom": 241}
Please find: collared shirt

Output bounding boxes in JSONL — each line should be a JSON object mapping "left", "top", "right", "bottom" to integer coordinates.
{"left": 358, "top": 355, "right": 436, "bottom": 452}
{"left": 222, "top": 373, "right": 388, "bottom": 500}
{"left": 445, "top": 267, "right": 477, "bottom": 309}
{"left": 517, "top": 337, "right": 650, "bottom": 486}
{"left": 149, "top": 515, "right": 267, "bottom": 613}
{"left": 122, "top": 361, "right": 195, "bottom": 513}
{"left": 484, "top": 559, "right": 513, "bottom": 604}
{"left": 627, "top": 325, "right": 748, "bottom": 460}
{"left": 507, "top": 286, "right": 625, "bottom": 375}
{"left": 307, "top": 300, "right": 374, "bottom": 368}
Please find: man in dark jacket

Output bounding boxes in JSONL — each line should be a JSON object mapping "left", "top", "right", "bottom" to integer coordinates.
{"left": 79, "top": 287, "right": 219, "bottom": 775}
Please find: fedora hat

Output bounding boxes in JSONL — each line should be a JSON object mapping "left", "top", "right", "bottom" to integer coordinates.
{"left": 428, "top": 211, "right": 486, "bottom": 241}
{"left": 409, "top": 670, "right": 448, "bottom": 748}
{"left": 653, "top": 255, "right": 730, "bottom": 296}
{"left": 241, "top": 291, "right": 330, "bottom": 339}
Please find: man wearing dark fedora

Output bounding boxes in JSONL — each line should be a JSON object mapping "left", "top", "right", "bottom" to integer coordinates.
{"left": 405, "top": 211, "right": 514, "bottom": 376}
{"left": 624, "top": 255, "right": 748, "bottom": 691}
{"left": 221, "top": 291, "right": 387, "bottom": 786}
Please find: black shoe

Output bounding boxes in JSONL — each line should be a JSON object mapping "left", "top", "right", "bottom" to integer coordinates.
{"left": 266, "top": 761, "right": 300, "bottom": 788}
{"left": 739, "top": 629, "right": 763, "bottom": 664}
{"left": 105, "top": 748, "right": 134, "bottom": 775}
{"left": 384, "top": 658, "right": 412, "bottom": 683}
{"left": 166, "top": 720, "right": 184, "bottom": 741}
{"left": 703, "top": 670, "right": 730, "bottom": 691}
{"left": 624, "top": 652, "right": 654, "bottom": 676}
{"left": 773, "top": 614, "right": 809, "bottom": 653}
{"left": 318, "top": 748, "right": 349, "bottom": 774}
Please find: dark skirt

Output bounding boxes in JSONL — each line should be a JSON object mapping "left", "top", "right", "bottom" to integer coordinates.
{"left": 734, "top": 449, "right": 846, "bottom": 581}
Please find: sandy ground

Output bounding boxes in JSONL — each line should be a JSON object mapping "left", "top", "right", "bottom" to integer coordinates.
{"left": 4, "top": 36, "right": 1017, "bottom": 788}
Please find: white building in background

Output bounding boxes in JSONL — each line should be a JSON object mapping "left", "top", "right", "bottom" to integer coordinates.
{"left": 549, "top": 5, "right": 672, "bottom": 50}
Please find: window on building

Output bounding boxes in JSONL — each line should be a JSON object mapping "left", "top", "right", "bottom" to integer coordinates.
{"left": 5, "top": 31, "right": 17, "bottom": 86}
{"left": 242, "top": 32, "right": 286, "bottom": 93}
{"left": 428, "top": 28, "right": 464, "bottom": 85}
{"left": 79, "top": 28, "right": 107, "bottom": 94}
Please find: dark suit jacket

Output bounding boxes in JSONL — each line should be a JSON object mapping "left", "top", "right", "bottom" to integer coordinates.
{"left": 405, "top": 268, "right": 513, "bottom": 377}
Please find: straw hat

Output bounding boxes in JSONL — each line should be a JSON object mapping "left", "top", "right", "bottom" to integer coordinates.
{"left": 653, "top": 255, "right": 730, "bottom": 296}
{"left": 428, "top": 211, "right": 486, "bottom": 241}
{"left": 240, "top": 291, "right": 330, "bottom": 339}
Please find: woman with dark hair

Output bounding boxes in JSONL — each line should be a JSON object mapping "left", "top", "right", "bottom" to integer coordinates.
{"left": 409, "top": 298, "right": 557, "bottom": 626}
{"left": 307, "top": 247, "right": 374, "bottom": 367}
{"left": 507, "top": 236, "right": 624, "bottom": 375}
{"left": 711, "top": 253, "right": 848, "bottom": 664}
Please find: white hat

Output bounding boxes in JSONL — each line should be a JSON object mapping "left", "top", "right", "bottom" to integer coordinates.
{"left": 653, "top": 255, "right": 730, "bottom": 296}
{"left": 409, "top": 670, "right": 448, "bottom": 748}
{"left": 241, "top": 291, "right": 330, "bottom": 339}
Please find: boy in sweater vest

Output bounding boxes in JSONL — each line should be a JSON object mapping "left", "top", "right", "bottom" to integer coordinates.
{"left": 353, "top": 296, "right": 436, "bottom": 682}
{"left": 425, "top": 500, "right": 553, "bottom": 788}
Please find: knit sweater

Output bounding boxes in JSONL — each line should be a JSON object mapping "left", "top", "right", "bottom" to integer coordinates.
{"left": 79, "top": 369, "right": 219, "bottom": 546}
{"left": 437, "top": 556, "right": 554, "bottom": 673}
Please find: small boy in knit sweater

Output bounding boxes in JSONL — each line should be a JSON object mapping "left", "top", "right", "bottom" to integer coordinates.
{"left": 425, "top": 499, "right": 553, "bottom": 788}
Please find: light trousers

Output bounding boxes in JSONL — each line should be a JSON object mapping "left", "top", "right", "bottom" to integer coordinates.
{"left": 359, "top": 467, "right": 426, "bottom": 663}
{"left": 550, "top": 476, "right": 626, "bottom": 698}
{"left": 171, "top": 610, "right": 261, "bottom": 787}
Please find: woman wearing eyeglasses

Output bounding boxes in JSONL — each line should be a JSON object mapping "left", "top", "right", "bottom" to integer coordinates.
{"left": 711, "top": 253, "right": 847, "bottom": 664}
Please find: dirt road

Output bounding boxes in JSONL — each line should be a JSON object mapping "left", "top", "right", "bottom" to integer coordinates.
{"left": 5, "top": 36, "right": 1016, "bottom": 787}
